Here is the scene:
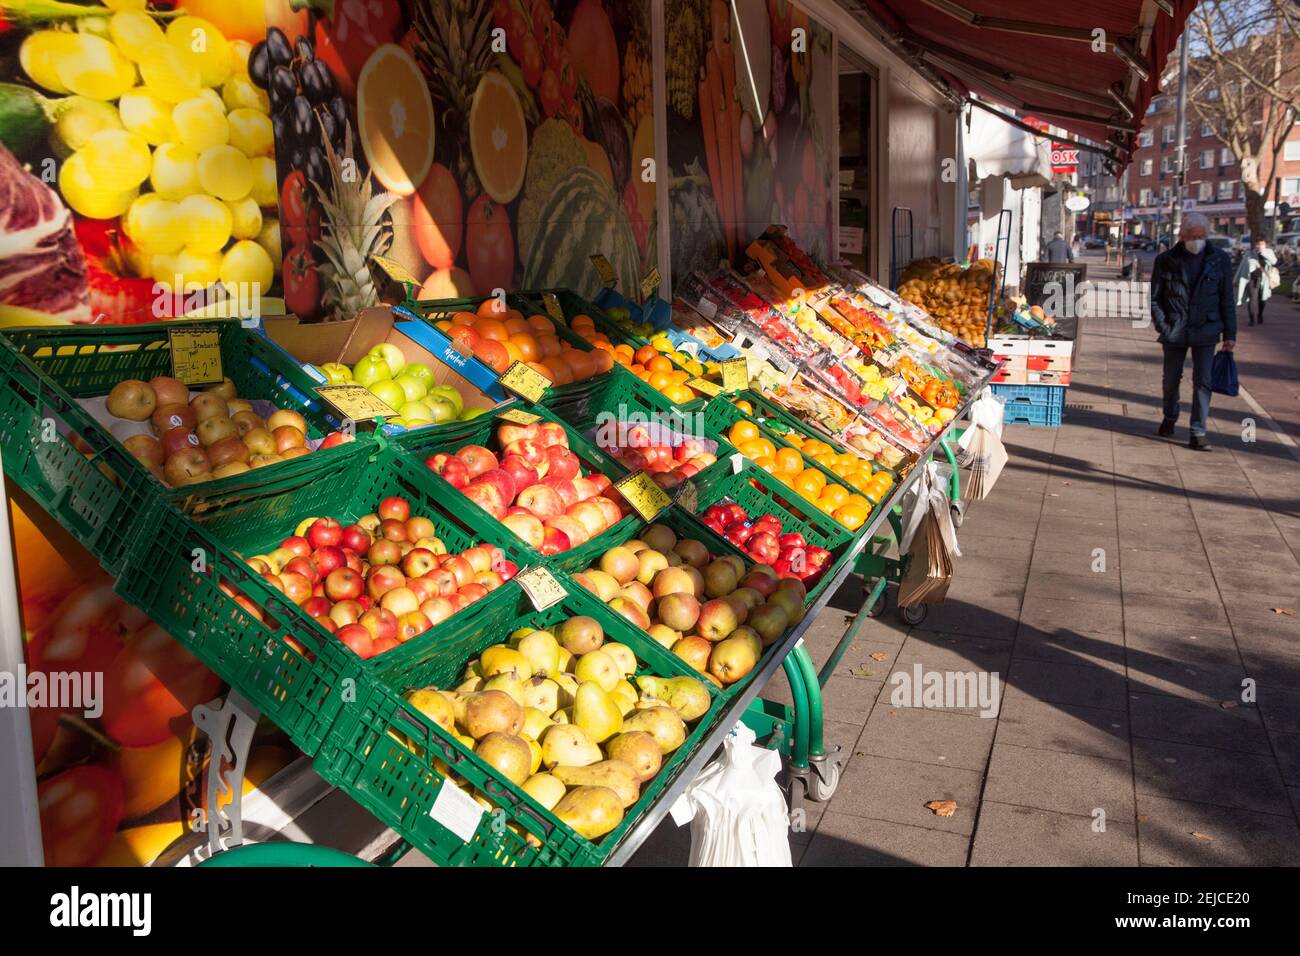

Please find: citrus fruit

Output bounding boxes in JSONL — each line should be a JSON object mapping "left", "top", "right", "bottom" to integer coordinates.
{"left": 357, "top": 44, "right": 434, "bottom": 196}
{"left": 469, "top": 71, "right": 527, "bottom": 204}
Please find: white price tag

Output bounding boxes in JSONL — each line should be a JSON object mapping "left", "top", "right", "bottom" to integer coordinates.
{"left": 428, "top": 778, "right": 485, "bottom": 843}
{"left": 731, "top": 452, "right": 743, "bottom": 474}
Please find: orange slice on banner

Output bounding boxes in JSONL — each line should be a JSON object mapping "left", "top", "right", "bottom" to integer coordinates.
{"left": 357, "top": 44, "right": 434, "bottom": 196}
{"left": 469, "top": 71, "right": 527, "bottom": 204}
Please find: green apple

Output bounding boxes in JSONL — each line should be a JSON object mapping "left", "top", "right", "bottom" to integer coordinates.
{"left": 394, "top": 374, "right": 428, "bottom": 403}
{"left": 368, "top": 342, "right": 406, "bottom": 376}
{"left": 427, "top": 399, "right": 456, "bottom": 423}
{"left": 368, "top": 379, "right": 407, "bottom": 411}
{"left": 352, "top": 354, "right": 392, "bottom": 387}
{"left": 427, "top": 384, "right": 463, "bottom": 414}
{"left": 460, "top": 407, "right": 488, "bottom": 421}
{"left": 399, "top": 400, "right": 434, "bottom": 421}
{"left": 401, "top": 362, "right": 434, "bottom": 387}
{"left": 318, "top": 362, "right": 353, "bottom": 384}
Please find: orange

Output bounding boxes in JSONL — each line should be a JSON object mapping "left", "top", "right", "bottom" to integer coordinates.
{"left": 501, "top": 340, "right": 523, "bottom": 363}
{"left": 848, "top": 472, "right": 875, "bottom": 494}
{"left": 508, "top": 333, "right": 538, "bottom": 361}
{"left": 754, "top": 456, "right": 778, "bottom": 473}
{"left": 634, "top": 345, "right": 658, "bottom": 365}
{"left": 537, "top": 335, "right": 562, "bottom": 358}
{"left": 667, "top": 369, "right": 689, "bottom": 385}
{"left": 793, "top": 471, "right": 825, "bottom": 499}
{"left": 571, "top": 313, "right": 595, "bottom": 330}
{"left": 614, "top": 344, "right": 634, "bottom": 361}
{"left": 473, "top": 317, "right": 508, "bottom": 341}
{"left": 818, "top": 485, "right": 849, "bottom": 509}
{"left": 546, "top": 355, "right": 573, "bottom": 385}
{"left": 358, "top": 44, "right": 434, "bottom": 195}
{"left": 738, "top": 439, "right": 767, "bottom": 460}
{"left": 728, "top": 420, "right": 760, "bottom": 445}
{"left": 527, "top": 361, "right": 555, "bottom": 382}
{"left": 589, "top": 349, "right": 614, "bottom": 374}
{"left": 565, "top": 350, "right": 595, "bottom": 381}
{"left": 646, "top": 355, "right": 673, "bottom": 374}
{"left": 503, "top": 316, "right": 530, "bottom": 336}
{"left": 649, "top": 371, "right": 674, "bottom": 392}
{"left": 774, "top": 447, "right": 803, "bottom": 475}
{"left": 476, "top": 298, "right": 505, "bottom": 318}
{"left": 451, "top": 311, "right": 477, "bottom": 326}
{"left": 469, "top": 71, "right": 527, "bottom": 203}
{"left": 847, "top": 494, "right": 872, "bottom": 510}
{"left": 435, "top": 320, "right": 452, "bottom": 332}
{"left": 527, "top": 313, "right": 554, "bottom": 335}
{"left": 473, "top": 339, "right": 509, "bottom": 373}
{"left": 734, "top": 400, "right": 753, "bottom": 415}
{"left": 664, "top": 384, "right": 694, "bottom": 405}
{"left": 834, "top": 503, "right": 868, "bottom": 531}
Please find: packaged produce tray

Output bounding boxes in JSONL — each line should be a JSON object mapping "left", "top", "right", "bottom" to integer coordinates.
{"left": 114, "top": 444, "right": 530, "bottom": 755}
{"left": 313, "top": 574, "right": 726, "bottom": 867}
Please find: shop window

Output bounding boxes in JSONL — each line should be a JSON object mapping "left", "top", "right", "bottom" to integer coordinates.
{"left": 1139, "top": 188, "right": 1152, "bottom": 205}
{"left": 838, "top": 59, "right": 876, "bottom": 275}
{"left": 1283, "top": 176, "right": 1300, "bottom": 197}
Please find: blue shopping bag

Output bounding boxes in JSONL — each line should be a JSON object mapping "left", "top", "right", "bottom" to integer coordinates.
{"left": 1211, "top": 350, "right": 1239, "bottom": 397}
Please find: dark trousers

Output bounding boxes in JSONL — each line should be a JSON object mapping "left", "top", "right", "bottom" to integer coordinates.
{"left": 1161, "top": 343, "right": 1215, "bottom": 437}
{"left": 1246, "top": 284, "right": 1266, "bottom": 324}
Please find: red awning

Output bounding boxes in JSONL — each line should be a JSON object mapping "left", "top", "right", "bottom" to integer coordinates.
{"left": 855, "top": 0, "right": 1197, "bottom": 161}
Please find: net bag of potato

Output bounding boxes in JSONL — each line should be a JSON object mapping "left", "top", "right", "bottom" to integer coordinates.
{"left": 669, "top": 723, "right": 792, "bottom": 866}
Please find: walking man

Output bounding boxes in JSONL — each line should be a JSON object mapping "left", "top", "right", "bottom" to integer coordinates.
{"left": 1149, "top": 212, "right": 1236, "bottom": 451}
{"left": 1234, "top": 236, "right": 1278, "bottom": 326}
{"left": 1045, "top": 231, "right": 1074, "bottom": 263}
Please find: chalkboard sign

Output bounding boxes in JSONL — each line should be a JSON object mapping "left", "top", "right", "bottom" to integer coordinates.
{"left": 1023, "top": 262, "right": 1087, "bottom": 316}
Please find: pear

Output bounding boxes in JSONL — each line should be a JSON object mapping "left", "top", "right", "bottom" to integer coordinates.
{"left": 610, "top": 680, "right": 639, "bottom": 716}
{"left": 540, "top": 723, "right": 602, "bottom": 768}
{"left": 553, "top": 786, "right": 624, "bottom": 840}
{"left": 573, "top": 681, "right": 623, "bottom": 743}
{"left": 462, "top": 659, "right": 483, "bottom": 681}
{"left": 522, "top": 773, "right": 566, "bottom": 811}
{"left": 455, "top": 675, "right": 483, "bottom": 693}
{"left": 522, "top": 676, "right": 560, "bottom": 714}
{"left": 556, "top": 647, "right": 575, "bottom": 673}
{"left": 509, "top": 626, "right": 535, "bottom": 642}
{"left": 521, "top": 706, "right": 555, "bottom": 741}
{"left": 513, "top": 629, "right": 561, "bottom": 676}
{"left": 480, "top": 645, "right": 534, "bottom": 679}
{"left": 552, "top": 708, "right": 571, "bottom": 724}
{"left": 573, "top": 649, "right": 620, "bottom": 692}
{"left": 439, "top": 690, "right": 468, "bottom": 727}
{"left": 602, "top": 642, "right": 638, "bottom": 677}
{"left": 635, "top": 675, "right": 711, "bottom": 722}
{"left": 553, "top": 760, "right": 640, "bottom": 807}
{"left": 606, "top": 732, "right": 663, "bottom": 782}
{"left": 483, "top": 673, "right": 527, "bottom": 707}
{"left": 526, "top": 736, "right": 543, "bottom": 774}
{"left": 623, "top": 706, "right": 687, "bottom": 754}
{"left": 552, "top": 672, "right": 580, "bottom": 708}
{"left": 463, "top": 690, "right": 524, "bottom": 739}
{"left": 404, "top": 687, "right": 455, "bottom": 732}
{"left": 475, "top": 732, "right": 532, "bottom": 784}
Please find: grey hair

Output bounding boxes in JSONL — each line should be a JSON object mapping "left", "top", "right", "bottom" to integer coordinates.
{"left": 1180, "top": 211, "right": 1211, "bottom": 236}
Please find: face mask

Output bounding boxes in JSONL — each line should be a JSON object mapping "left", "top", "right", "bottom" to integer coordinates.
{"left": 1184, "top": 239, "right": 1205, "bottom": 254}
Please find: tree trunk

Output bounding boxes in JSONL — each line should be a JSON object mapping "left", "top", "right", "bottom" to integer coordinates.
{"left": 1244, "top": 186, "right": 1267, "bottom": 237}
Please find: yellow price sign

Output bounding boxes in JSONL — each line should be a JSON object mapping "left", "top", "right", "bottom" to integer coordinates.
{"left": 541, "top": 292, "right": 566, "bottom": 326}
{"left": 686, "top": 377, "right": 722, "bottom": 397}
{"left": 496, "top": 407, "right": 541, "bottom": 426}
{"left": 498, "top": 361, "right": 552, "bottom": 404}
{"left": 316, "top": 384, "right": 399, "bottom": 422}
{"left": 640, "top": 266, "right": 661, "bottom": 302}
{"left": 168, "top": 327, "right": 223, "bottom": 386}
{"left": 516, "top": 565, "right": 568, "bottom": 611}
{"left": 614, "top": 471, "right": 672, "bottom": 522}
{"left": 589, "top": 253, "right": 617, "bottom": 288}
{"left": 721, "top": 358, "right": 748, "bottom": 392}
{"left": 370, "top": 254, "right": 420, "bottom": 288}
{"left": 674, "top": 479, "right": 698, "bottom": 512}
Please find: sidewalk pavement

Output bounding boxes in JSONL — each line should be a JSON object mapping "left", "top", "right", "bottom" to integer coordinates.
{"left": 631, "top": 260, "right": 1300, "bottom": 866}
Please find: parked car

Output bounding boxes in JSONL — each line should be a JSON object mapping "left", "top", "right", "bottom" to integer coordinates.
{"left": 1083, "top": 235, "right": 1106, "bottom": 249}
{"left": 1274, "top": 232, "right": 1300, "bottom": 263}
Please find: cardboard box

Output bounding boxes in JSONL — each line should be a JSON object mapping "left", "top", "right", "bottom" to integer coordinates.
{"left": 988, "top": 336, "right": 1031, "bottom": 355}
{"left": 991, "top": 366, "right": 1029, "bottom": 385}
{"left": 1028, "top": 339, "right": 1074, "bottom": 359}
{"left": 1026, "top": 354, "right": 1073, "bottom": 373}
{"left": 263, "top": 307, "right": 508, "bottom": 417}
{"left": 994, "top": 353, "right": 1029, "bottom": 370}
{"left": 1026, "top": 369, "right": 1071, "bottom": 386}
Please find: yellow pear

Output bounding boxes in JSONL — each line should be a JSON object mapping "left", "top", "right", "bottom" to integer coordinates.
{"left": 521, "top": 707, "right": 554, "bottom": 740}
{"left": 552, "top": 672, "right": 580, "bottom": 708}
{"left": 635, "top": 675, "right": 711, "bottom": 721}
{"left": 573, "top": 649, "right": 620, "bottom": 692}
{"left": 610, "top": 681, "right": 638, "bottom": 716}
{"left": 623, "top": 706, "right": 686, "bottom": 753}
{"left": 480, "top": 645, "right": 534, "bottom": 679}
{"left": 439, "top": 690, "right": 468, "bottom": 727}
{"left": 455, "top": 675, "right": 483, "bottom": 693}
{"left": 462, "top": 689, "right": 523, "bottom": 739}
{"left": 522, "top": 676, "right": 560, "bottom": 714}
{"left": 404, "top": 687, "right": 454, "bottom": 732}
{"left": 525, "top": 736, "right": 543, "bottom": 774}
{"left": 540, "top": 723, "right": 602, "bottom": 768}
{"left": 483, "top": 673, "right": 527, "bottom": 707}
{"left": 553, "top": 760, "right": 640, "bottom": 807}
{"left": 522, "top": 773, "right": 566, "bottom": 811}
{"left": 553, "top": 786, "right": 624, "bottom": 840}
{"left": 552, "top": 708, "right": 571, "bottom": 724}
{"left": 573, "top": 681, "right": 623, "bottom": 743}
{"left": 606, "top": 731, "right": 663, "bottom": 782}
{"left": 556, "top": 647, "right": 574, "bottom": 672}
{"left": 513, "top": 629, "right": 561, "bottom": 676}
{"left": 474, "top": 732, "right": 532, "bottom": 784}
{"left": 602, "top": 642, "right": 638, "bottom": 676}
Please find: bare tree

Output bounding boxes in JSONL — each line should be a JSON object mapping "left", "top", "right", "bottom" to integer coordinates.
{"left": 1181, "top": 0, "right": 1300, "bottom": 236}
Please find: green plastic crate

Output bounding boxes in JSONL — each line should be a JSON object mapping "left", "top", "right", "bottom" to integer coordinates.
{"left": 389, "top": 405, "right": 638, "bottom": 564}
{"left": 113, "top": 445, "right": 530, "bottom": 754}
{"left": 313, "top": 574, "right": 725, "bottom": 866}
{"left": 546, "top": 364, "right": 707, "bottom": 450}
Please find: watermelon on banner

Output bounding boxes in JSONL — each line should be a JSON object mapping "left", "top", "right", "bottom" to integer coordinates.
{"left": 522, "top": 165, "right": 640, "bottom": 300}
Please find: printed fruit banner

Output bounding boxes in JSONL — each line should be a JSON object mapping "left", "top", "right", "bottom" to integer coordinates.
{"left": 665, "top": 0, "right": 834, "bottom": 280}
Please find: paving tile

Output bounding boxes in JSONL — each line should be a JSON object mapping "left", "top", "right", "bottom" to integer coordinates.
{"left": 831, "top": 754, "right": 984, "bottom": 836}
{"left": 1120, "top": 567, "right": 1218, "bottom": 598}
{"left": 943, "top": 573, "right": 1026, "bottom": 607}
{"left": 817, "top": 673, "right": 884, "bottom": 727}
{"left": 1023, "top": 570, "right": 1123, "bottom": 605}
{"left": 1019, "top": 595, "right": 1125, "bottom": 636}
{"left": 1132, "top": 738, "right": 1293, "bottom": 815}
{"left": 1212, "top": 566, "right": 1300, "bottom": 595}
{"left": 1259, "top": 687, "right": 1300, "bottom": 735}
{"left": 994, "top": 695, "right": 1130, "bottom": 761}
{"left": 910, "top": 599, "right": 1021, "bottom": 640}
{"left": 824, "top": 636, "right": 902, "bottom": 680}
{"left": 970, "top": 802, "right": 1138, "bottom": 866}
{"left": 892, "top": 631, "right": 1013, "bottom": 679}
{"left": 1119, "top": 547, "right": 1211, "bottom": 573}
{"left": 1275, "top": 733, "right": 1300, "bottom": 787}
{"left": 1014, "top": 623, "right": 1126, "bottom": 666}
{"left": 800, "top": 812, "right": 971, "bottom": 866}
{"left": 1128, "top": 693, "right": 1271, "bottom": 754}
{"left": 1135, "top": 796, "right": 1300, "bottom": 865}
{"left": 984, "top": 743, "right": 1133, "bottom": 819}
{"left": 858, "top": 704, "right": 996, "bottom": 771}
{"left": 1123, "top": 593, "right": 1229, "bottom": 629}
{"left": 1123, "top": 624, "right": 1249, "bottom": 702}
{"left": 1003, "top": 657, "right": 1129, "bottom": 712}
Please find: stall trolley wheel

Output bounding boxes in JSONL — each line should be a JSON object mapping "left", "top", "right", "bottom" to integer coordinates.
{"left": 950, "top": 499, "right": 965, "bottom": 528}
{"left": 806, "top": 747, "right": 844, "bottom": 802}
{"left": 899, "top": 603, "right": 928, "bottom": 626}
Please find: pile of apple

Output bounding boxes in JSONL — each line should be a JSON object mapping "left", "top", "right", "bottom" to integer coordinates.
{"left": 700, "top": 502, "right": 834, "bottom": 588}
{"left": 401, "top": 615, "right": 710, "bottom": 842}
{"left": 317, "top": 342, "right": 485, "bottom": 429}
{"left": 424, "top": 420, "right": 629, "bottom": 555}
{"left": 104, "top": 374, "right": 351, "bottom": 486}
{"left": 571, "top": 522, "right": 807, "bottom": 687}
{"left": 602, "top": 427, "right": 718, "bottom": 492}
{"left": 239, "top": 495, "right": 518, "bottom": 661}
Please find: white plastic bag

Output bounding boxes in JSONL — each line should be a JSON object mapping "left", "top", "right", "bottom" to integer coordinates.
{"left": 669, "top": 723, "right": 792, "bottom": 867}
{"left": 958, "top": 386, "right": 1004, "bottom": 452}
{"left": 898, "top": 460, "right": 961, "bottom": 558}
{"left": 956, "top": 387, "right": 1008, "bottom": 500}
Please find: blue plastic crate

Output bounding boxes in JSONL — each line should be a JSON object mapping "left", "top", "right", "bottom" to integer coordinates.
{"left": 992, "top": 383, "right": 1065, "bottom": 427}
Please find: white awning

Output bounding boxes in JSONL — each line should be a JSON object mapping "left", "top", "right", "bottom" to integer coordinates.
{"left": 964, "top": 106, "right": 1053, "bottom": 188}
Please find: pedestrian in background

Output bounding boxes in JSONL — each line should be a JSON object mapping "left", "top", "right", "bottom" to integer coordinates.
{"left": 1149, "top": 211, "right": 1236, "bottom": 451}
{"left": 1105, "top": 233, "right": 1118, "bottom": 264}
{"left": 1234, "top": 237, "right": 1279, "bottom": 326}
{"left": 1046, "top": 231, "right": 1074, "bottom": 263}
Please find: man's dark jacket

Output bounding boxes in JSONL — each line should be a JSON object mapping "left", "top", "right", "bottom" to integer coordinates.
{"left": 1149, "top": 243, "right": 1236, "bottom": 347}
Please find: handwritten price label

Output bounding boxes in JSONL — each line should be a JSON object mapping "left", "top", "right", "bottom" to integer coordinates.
{"left": 675, "top": 479, "right": 699, "bottom": 512}
{"left": 640, "top": 266, "right": 661, "bottom": 302}
{"left": 541, "top": 292, "right": 566, "bottom": 326}
{"left": 686, "top": 377, "right": 722, "bottom": 397}
{"left": 721, "top": 358, "right": 748, "bottom": 392}
{"left": 589, "top": 253, "right": 617, "bottom": 288}
{"left": 496, "top": 407, "right": 541, "bottom": 426}
{"left": 516, "top": 566, "right": 568, "bottom": 611}
{"left": 370, "top": 254, "right": 420, "bottom": 288}
{"left": 316, "top": 384, "right": 399, "bottom": 421}
{"left": 168, "top": 327, "right": 223, "bottom": 386}
{"left": 498, "top": 361, "right": 552, "bottom": 404}
{"left": 614, "top": 471, "right": 672, "bottom": 522}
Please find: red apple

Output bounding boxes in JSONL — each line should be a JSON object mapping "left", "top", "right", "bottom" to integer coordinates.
{"left": 377, "top": 496, "right": 411, "bottom": 522}
{"left": 420, "top": 597, "right": 455, "bottom": 626}
{"left": 401, "top": 547, "right": 438, "bottom": 577}
{"left": 458, "top": 583, "right": 489, "bottom": 604}
{"left": 329, "top": 599, "right": 364, "bottom": 626}
{"left": 544, "top": 475, "right": 580, "bottom": 506}
{"left": 540, "top": 526, "right": 570, "bottom": 555}
{"left": 544, "top": 445, "right": 580, "bottom": 480}
{"left": 516, "top": 483, "right": 564, "bottom": 520}
{"left": 426, "top": 567, "right": 458, "bottom": 596}
{"left": 462, "top": 544, "right": 502, "bottom": 574}
{"left": 566, "top": 500, "right": 607, "bottom": 539}
{"left": 675, "top": 438, "right": 706, "bottom": 461}
{"left": 441, "top": 555, "right": 475, "bottom": 588}
{"left": 405, "top": 516, "right": 436, "bottom": 542}
{"left": 455, "top": 445, "right": 498, "bottom": 478}
{"left": 746, "top": 532, "right": 781, "bottom": 565}
{"left": 502, "top": 513, "right": 545, "bottom": 549}
{"left": 319, "top": 431, "right": 351, "bottom": 450}
{"left": 307, "top": 517, "right": 343, "bottom": 549}
{"left": 496, "top": 421, "right": 539, "bottom": 446}
{"left": 279, "top": 571, "right": 312, "bottom": 605}
{"left": 367, "top": 539, "right": 401, "bottom": 566}
{"left": 426, "top": 453, "right": 470, "bottom": 489}
{"left": 545, "top": 515, "right": 589, "bottom": 548}
{"left": 280, "top": 535, "right": 311, "bottom": 558}
{"left": 502, "top": 438, "right": 547, "bottom": 472}
{"left": 324, "top": 567, "right": 364, "bottom": 601}
{"left": 588, "top": 496, "right": 623, "bottom": 529}
{"left": 366, "top": 565, "right": 406, "bottom": 601}
{"left": 301, "top": 595, "right": 332, "bottom": 618}
{"left": 336, "top": 623, "right": 374, "bottom": 659}
{"left": 151, "top": 403, "right": 197, "bottom": 435}
{"left": 341, "top": 524, "right": 371, "bottom": 553}
{"left": 396, "top": 610, "right": 432, "bottom": 642}
{"left": 358, "top": 608, "right": 398, "bottom": 642}
{"left": 376, "top": 518, "right": 407, "bottom": 543}
{"left": 463, "top": 481, "right": 507, "bottom": 520}
{"left": 475, "top": 467, "right": 517, "bottom": 504}
{"left": 311, "top": 546, "right": 345, "bottom": 576}
{"left": 475, "top": 571, "right": 504, "bottom": 592}
{"left": 496, "top": 560, "right": 519, "bottom": 581}
{"left": 537, "top": 422, "right": 568, "bottom": 448}
{"left": 283, "top": 556, "right": 320, "bottom": 585}
{"left": 160, "top": 426, "right": 202, "bottom": 458}
{"left": 779, "top": 532, "right": 806, "bottom": 550}
{"left": 381, "top": 586, "right": 420, "bottom": 617}
{"left": 406, "top": 577, "right": 436, "bottom": 603}
{"left": 499, "top": 454, "right": 539, "bottom": 497}
{"left": 371, "top": 637, "right": 399, "bottom": 656}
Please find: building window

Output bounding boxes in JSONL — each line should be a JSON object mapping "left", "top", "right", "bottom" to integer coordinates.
{"left": 1220, "top": 148, "right": 1234, "bottom": 165}
{"left": 1285, "top": 140, "right": 1300, "bottom": 161}
{"left": 1200, "top": 150, "right": 1214, "bottom": 169}
{"left": 1200, "top": 121, "right": 1213, "bottom": 137}
{"left": 1161, "top": 187, "right": 1171, "bottom": 203}
{"left": 1198, "top": 181, "right": 1213, "bottom": 201}
{"left": 1138, "top": 130, "right": 1153, "bottom": 147}
{"left": 1141, "top": 158, "right": 1153, "bottom": 175}
{"left": 1206, "top": 87, "right": 1219, "bottom": 100}
{"left": 1217, "top": 180, "right": 1234, "bottom": 200}
{"left": 1161, "top": 156, "right": 1172, "bottom": 173}
{"left": 1162, "top": 125, "right": 1175, "bottom": 143}
{"left": 1283, "top": 176, "right": 1300, "bottom": 197}
{"left": 1140, "top": 188, "right": 1153, "bottom": 205}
